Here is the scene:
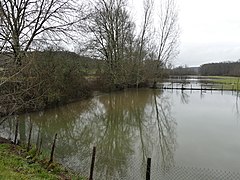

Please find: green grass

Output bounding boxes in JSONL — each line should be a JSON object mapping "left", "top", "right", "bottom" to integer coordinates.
{"left": 0, "top": 143, "right": 86, "bottom": 180}
{"left": 206, "top": 76, "right": 240, "bottom": 91}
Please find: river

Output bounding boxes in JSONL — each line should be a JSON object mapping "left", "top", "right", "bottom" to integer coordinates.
{"left": 1, "top": 86, "right": 240, "bottom": 179}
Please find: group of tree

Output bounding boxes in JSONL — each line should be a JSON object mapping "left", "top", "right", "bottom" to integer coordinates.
{"left": 84, "top": 0, "right": 179, "bottom": 89}
{"left": 169, "top": 60, "right": 240, "bottom": 77}
{"left": 0, "top": 50, "right": 94, "bottom": 117}
{"left": 200, "top": 60, "right": 240, "bottom": 76}
{"left": 0, "top": 0, "right": 179, "bottom": 117}
{"left": 169, "top": 66, "right": 199, "bottom": 76}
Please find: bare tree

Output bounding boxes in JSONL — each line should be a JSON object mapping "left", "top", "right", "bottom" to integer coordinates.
{"left": 84, "top": 0, "right": 178, "bottom": 89}
{"left": 86, "top": 0, "right": 136, "bottom": 89}
{"left": 0, "top": 0, "right": 86, "bottom": 122}
{"left": 0, "top": 0, "right": 84, "bottom": 65}
{"left": 152, "top": 0, "right": 179, "bottom": 88}
{"left": 135, "top": 0, "right": 154, "bottom": 87}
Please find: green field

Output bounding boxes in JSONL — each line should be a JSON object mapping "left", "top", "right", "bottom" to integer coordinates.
{"left": 207, "top": 76, "right": 240, "bottom": 91}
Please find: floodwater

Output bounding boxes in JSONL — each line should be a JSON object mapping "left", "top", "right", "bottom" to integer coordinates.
{"left": 1, "top": 86, "right": 240, "bottom": 179}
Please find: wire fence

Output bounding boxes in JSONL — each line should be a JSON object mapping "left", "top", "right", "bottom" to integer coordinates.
{"left": 1, "top": 118, "right": 240, "bottom": 180}
{"left": 69, "top": 146, "right": 240, "bottom": 180}
{"left": 160, "top": 81, "right": 240, "bottom": 92}
{"left": 151, "top": 165, "right": 240, "bottom": 180}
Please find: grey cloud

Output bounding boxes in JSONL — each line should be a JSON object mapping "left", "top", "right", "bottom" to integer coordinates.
{"left": 176, "top": 42, "right": 240, "bottom": 66}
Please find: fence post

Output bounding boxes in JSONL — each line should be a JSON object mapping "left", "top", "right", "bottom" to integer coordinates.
{"left": 89, "top": 146, "right": 96, "bottom": 180}
{"left": 146, "top": 158, "right": 151, "bottom": 180}
{"left": 27, "top": 120, "right": 33, "bottom": 152}
{"left": 36, "top": 127, "right": 40, "bottom": 150}
{"left": 14, "top": 118, "right": 19, "bottom": 145}
{"left": 48, "top": 133, "right": 57, "bottom": 166}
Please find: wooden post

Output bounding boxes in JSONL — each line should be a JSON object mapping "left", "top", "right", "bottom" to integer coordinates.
{"left": 36, "top": 127, "right": 40, "bottom": 150}
{"left": 48, "top": 133, "right": 57, "bottom": 166}
{"left": 146, "top": 158, "right": 151, "bottom": 180}
{"left": 37, "top": 137, "right": 43, "bottom": 156}
{"left": 89, "top": 146, "right": 96, "bottom": 180}
{"left": 237, "top": 79, "right": 239, "bottom": 97}
{"left": 27, "top": 120, "right": 33, "bottom": 152}
{"left": 14, "top": 118, "right": 19, "bottom": 145}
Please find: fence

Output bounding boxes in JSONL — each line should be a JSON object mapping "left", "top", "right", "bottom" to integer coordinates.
{"left": 75, "top": 146, "right": 240, "bottom": 180}
{"left": 1, "top": 117, "right": 240, "bottom": 180}
{"left": 159, "top": 82, "right": 240, "bottom": 93}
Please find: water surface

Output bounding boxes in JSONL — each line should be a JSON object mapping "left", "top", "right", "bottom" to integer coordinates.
{"left": 1, "top": 88, "right": 240, "bottom": 179}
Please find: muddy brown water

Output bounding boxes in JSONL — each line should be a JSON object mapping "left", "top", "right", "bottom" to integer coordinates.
{"left": 1, "top": 87, "right": 240, "bottom": 179}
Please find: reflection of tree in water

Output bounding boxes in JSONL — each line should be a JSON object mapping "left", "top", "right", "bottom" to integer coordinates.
{"left": 0, "top": 116, "right": 16, "bottom": 140}
{"left": 150, "top": 90, "right": 177, "bottom": 172}
{"left": 0, "top": 89, "right": 177, "bottom": 179}
{"left": 231, "top": 93, "right": 240, "bottom": 123}
{"left": 175, "top": 90, "right": 190, "bottom": 104}
{"left": 86, "top": 90, "right": 152, "bottom": 179}
{"left": 2, "top": 100, "right": 95, "bottom": 161}
{"left": 33, "top": 100, "right": 95, "bottom": 159}
{"left": 200, "top": 90, "right": 206, "bottom": 99}
{"left": 15, "top": 89, "right": 151, "bottom": 179}
{"left": 180, "top": 91, "right": 190, "bottom": 104}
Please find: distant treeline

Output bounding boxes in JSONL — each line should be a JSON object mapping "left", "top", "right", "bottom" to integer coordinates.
{"left": 169, "top": 66, "right": 199, "bottom": 76}
{"left": 200, "top": 61, "right": 240, "bottom": 76}
{"left": 169, "top": 60, "right": 240, "bottom": 77}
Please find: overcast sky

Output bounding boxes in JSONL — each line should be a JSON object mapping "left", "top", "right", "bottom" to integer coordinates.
{"left": 177, "top": 0, "right": 240, "bottom": 67}
{"left": 130, "top": 0, "right": 240, "bottom": 67}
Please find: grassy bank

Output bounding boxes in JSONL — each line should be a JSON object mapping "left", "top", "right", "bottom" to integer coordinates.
{"left": 207, "top": 76, "right": 240, "bottom": 91}
{"left": 0, "top": 143, "right": 85, "bottom": 179}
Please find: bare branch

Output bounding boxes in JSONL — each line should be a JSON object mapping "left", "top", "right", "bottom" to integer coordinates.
{"left": 0, "top": 0, "right": 85, "bottom": 64}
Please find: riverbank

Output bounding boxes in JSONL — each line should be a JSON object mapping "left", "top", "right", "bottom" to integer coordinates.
{"left": 165, "top": 75, "right": 240, "bottom": 91}
{"left": 0, "top": 140, "right": 85, "bottom": 179}
{"left": 207, "top": 76, "right": 240, "bottom": 90}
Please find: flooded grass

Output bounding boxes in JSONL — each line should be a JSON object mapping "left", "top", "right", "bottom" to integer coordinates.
{"left": 207, "top": 76, "right": 240, "bottom": 91}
